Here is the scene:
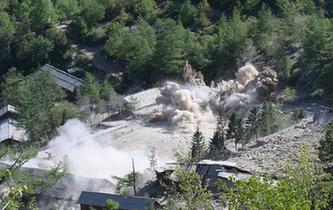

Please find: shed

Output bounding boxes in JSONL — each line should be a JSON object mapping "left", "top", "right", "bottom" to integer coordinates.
{"left": 41, "top": 64, "right": 83, "bottom": 93}
{"left": 0, "top": 105, "right": 26, "bottom": 143}
{"left": 78, "top": 191, "right": 161, "bottom": 210}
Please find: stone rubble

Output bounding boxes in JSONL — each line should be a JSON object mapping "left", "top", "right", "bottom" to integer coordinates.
{"left": 227, "top": 117, "right": 325, "bottom": 176}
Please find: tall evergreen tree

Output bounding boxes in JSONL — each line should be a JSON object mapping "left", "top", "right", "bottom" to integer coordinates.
{"left": 227, "top": 113, "right": 244, "bottom": 151}
{"left": 191, "top": 127, "right": 206, "bottom": 162}
{"left": 209, "top": 113, "right": 226, "bottom": 157}
{"left": 258, "top": 103, "right": 285, "bottom": 137}
{"left": 245, "top": 106, "right": 261, "bottom": 140}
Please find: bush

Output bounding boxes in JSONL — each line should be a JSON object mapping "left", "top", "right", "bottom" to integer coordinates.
{"left": 282, "top": 87, "right": 297, "bottom": 101}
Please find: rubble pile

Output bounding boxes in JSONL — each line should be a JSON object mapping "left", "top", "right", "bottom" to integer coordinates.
{"left": 228, "top": 117, "right": 325, "bottom": 176}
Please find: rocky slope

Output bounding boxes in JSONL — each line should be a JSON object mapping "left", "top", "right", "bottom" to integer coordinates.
{"left": 227, "top": 116, "right": 325, "bottom": 176}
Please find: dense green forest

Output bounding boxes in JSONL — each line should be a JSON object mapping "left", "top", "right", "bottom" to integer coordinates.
{"left": 0, "top": 0, "right": 333, "bottom": 93}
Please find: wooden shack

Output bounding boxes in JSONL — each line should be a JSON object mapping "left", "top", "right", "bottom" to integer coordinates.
{"left": 0, "top": 105, "right": 26, "bottom": 143}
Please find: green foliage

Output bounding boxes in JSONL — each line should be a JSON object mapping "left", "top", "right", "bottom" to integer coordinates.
{"left": 282, "top": 87, "right": 298, "bottom": 101}
{"left": 49, "top": 102, "right": 81, "bottom": 127}
{"left": 317, "top": 63, "right": 333, "bottom": 95}
{"left": 222, "top": 146, "right": 329, "bottom": 210}
{"left": 179, "top": 0, "right": 197, "bottom": 27}
{"left": 113, "top": 172, "right": 138, "bottom": 194}
{"left": 79, "top": 0, "right": 105, "bottom": 27}
{"left": 29, "top": 0, "right": 57, "bottom": 30}
{"left": 54, "top": 0, "right": 80, "bottom": 20}
{"left": 209, "top": 113, "right": 226, "bottom": 157}
{"left": 212, "top": 10, "right": 251, "bottom": 77}
{"left": 105, "top": 19, "right": 156, "bottom": 76}
{"left": 191, "top": 127, "right": 206, "bottom": 162}
{"left": 257, "top": 103, "right": 285, "bottom": 137}
{"left": 78, "top": 72, "right": 101, "bottom": 104}
{"left": 1, "top": 68, "right": 27, "bottom": 107}
{"left": 166, "top": 168, "right": 213, "bottom": 210}
{"left": 277, "top": 55, "right": 293, "bottom": 79}
{"left": 105, "top": 199, "right": 119, "bottom": 210}
{"left": 302, "top": 17, "right": 333, "bottom": 71}
{"left": 152, "top": 18, "right": 187, "bottom": 78}
{"left": 0, "top": 147, "right": 65, "bottom": 209}
{"left": 0, "top": 12, "right": 14, "bottom": 61}
{"left": 226, "top": 113, "right": 244, "bottom": 150}
{"left": 319, "top": 123, "right": 333, "bottom": 163}
{"left": 15, "top": 34, "right": 54, "bottom": 71}
{"left": 0, "top": 70, "right": 70, "bottom": 143}
{"left": 244, "top": 106, "right": 261, "bottom": 140}
{"left": 17, "top": 71, "right": 64, "bottom": 143}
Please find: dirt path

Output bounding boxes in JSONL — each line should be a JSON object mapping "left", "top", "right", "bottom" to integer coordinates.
{"left": 70, "top": 43, "right": 125, "bottom": 79}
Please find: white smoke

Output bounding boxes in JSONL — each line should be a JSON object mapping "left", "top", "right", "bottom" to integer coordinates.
{"left": 26, "top": 119, "right": 162, "bottom": 180}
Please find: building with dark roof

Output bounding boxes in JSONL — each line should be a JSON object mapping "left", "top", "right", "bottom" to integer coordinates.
{"left": 41, "top": 64, "right": 83, "bottom": 93}
{"left": 196, "top": 160, "right": 252, "bottom": 191}
{"left": 0, "top": 162, "right": 116, "bottom": 209}
{"left": 78, "top": 191, "right": 162, "bottom": 210}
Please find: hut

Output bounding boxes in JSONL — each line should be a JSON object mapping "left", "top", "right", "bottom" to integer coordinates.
{"left": 0, "top": 105, "right": 26, "bottom": 143}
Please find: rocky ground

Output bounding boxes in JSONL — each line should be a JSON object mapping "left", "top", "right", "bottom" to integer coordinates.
{"left": 227, "top": 116, "right": 326, "bottom": 176}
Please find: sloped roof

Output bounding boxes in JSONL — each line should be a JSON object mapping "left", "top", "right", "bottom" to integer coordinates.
{"left": 78, "top": 191, "right": 153, "bottom": 210}
{"left": 41, "top": 64, "right": 83, "bottom": 92}
{"left": 21, "top": 167, "right": 116, "bottom": 201}
{"left": 0, "top": 105, "right": 18, "bottom": 119}
{"left": 0, "top": 118, "right": 26, "bottom": 143}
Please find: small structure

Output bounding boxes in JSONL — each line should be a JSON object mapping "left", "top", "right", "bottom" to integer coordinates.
{"left": 78, "top": 191, "right": 161, "bottom": 210}
{"left": 0, "top": 105, "right": 26, "bottom": 143}
{"left": 0, "top": 162, "right": 116, "bottom": 209}
{"left": 41, "top": 64, "right": 83, "bottom": 94}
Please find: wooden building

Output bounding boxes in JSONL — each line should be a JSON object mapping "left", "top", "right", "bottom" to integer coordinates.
{"left": 0, "top": 105, "right": 26, "bottom": 143}
{"left": 41, "top": 64, "right": 83, "bottom": 98}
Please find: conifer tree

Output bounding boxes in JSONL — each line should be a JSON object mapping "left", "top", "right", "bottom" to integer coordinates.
{"left": 227, "top": 113, "right": 244, "bottom": 151}
{"left": 245, "top": 106, "right": 261, "bottom": 140}
{"left": 209, "top": 113, "right": 226, "bottom": 157}
{"left": 191, "top": 127, "right": 206, "bottom": 162}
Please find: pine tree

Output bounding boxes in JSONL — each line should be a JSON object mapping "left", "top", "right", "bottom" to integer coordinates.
{"left": 235, "top": 117, "right": 244, "bottom": 149}
{"left": 227, "top": 113, "right": 244, "bottom": 151}
{"left": 258, "top": 103, "right": 285, "bottom": 137}
{"left": 191, "top": 127, "right": 206, "bottom": 162}
{"left": 319, "top": 123, "right": 333, "bottom": 163}
{"left": 209, "top": 113, "right": 226, "bottom": 157}
{"left": 245, "top": 106, "right": 261, "bottom": 140}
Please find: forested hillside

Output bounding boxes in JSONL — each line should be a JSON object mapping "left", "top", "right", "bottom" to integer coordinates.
{"left": 1, "top": 0, "right": 333, "bottom": 94}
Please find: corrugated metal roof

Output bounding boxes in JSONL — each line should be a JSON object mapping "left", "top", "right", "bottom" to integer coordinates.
{"left": 41, "top": 64, "right": 83, "bottom": 92}
{"left": 78, "top": 191, "right": 153, "bottom": 210}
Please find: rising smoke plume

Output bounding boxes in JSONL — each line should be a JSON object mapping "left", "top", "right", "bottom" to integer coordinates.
{"left": 26, "top": 119, "right": 165, "bottom": 180}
